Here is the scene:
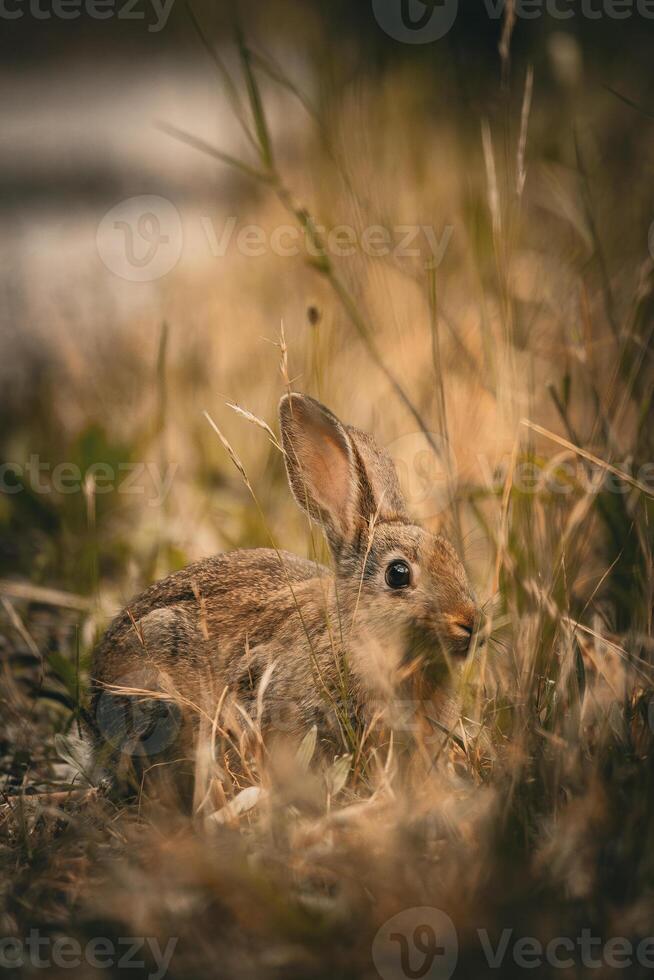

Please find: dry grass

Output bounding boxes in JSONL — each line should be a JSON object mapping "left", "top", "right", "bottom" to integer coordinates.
{"left": 1, "top": 19, "right": 653, "bottom": 979}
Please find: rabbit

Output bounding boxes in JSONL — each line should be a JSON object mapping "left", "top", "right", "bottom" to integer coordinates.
{"left": 89, "top": 393, "right": 480, "bottom": 795}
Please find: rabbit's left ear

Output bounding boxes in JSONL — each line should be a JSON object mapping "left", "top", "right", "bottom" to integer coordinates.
{"left": 280, "top": 393, "right": 408, "bottom": 556}
{"left": 280, "top": 393, "right": 358, "bottom": 555}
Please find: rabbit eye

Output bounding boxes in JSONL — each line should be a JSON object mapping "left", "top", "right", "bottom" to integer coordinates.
{"left": 385, "top": 560, "right": 411, "bottom": 590}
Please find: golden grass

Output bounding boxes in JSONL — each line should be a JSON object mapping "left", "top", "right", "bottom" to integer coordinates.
{"left": 1, "top": 22, "right": 653, "bottom": 978}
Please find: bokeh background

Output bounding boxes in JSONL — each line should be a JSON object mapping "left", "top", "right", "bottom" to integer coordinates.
{"left": 1, "top": 2, "right": 654, "bottom": 977}
{"left": 2, "top": 0, "right": 653, "bottom": 609}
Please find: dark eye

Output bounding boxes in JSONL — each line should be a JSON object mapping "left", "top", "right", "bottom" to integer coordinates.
{"left": 385, "top": 560, "right": 411, "bottom": 590}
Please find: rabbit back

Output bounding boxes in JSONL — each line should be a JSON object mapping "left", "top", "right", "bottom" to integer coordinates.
{"left": 89, "top": 549, "right": 336, "bottom": 788}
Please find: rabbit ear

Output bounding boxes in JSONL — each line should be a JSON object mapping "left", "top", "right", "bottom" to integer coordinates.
{"left": 280, "top": 393, "right": 357, "bottom": 554}
{"left": 280, "top": 394, "right": 409, "bottom": 556}
{"left": 346, "top": 426, "right": 407, "bottom": 525}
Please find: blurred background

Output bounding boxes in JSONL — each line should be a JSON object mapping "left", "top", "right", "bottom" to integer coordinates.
{"left": 2, "top": 3, "right": 654, "bottom": 974}
{"left": 2, "top": 1, "right": 654, "bottom": 604}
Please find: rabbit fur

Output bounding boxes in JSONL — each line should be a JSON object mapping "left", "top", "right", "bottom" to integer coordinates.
{"left": 89, "top": 393, "right": 479, "bottom": 792}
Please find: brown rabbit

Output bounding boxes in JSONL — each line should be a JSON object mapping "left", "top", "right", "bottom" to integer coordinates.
{"left": 90, "top": 394, "right": 479, "bottom": 793}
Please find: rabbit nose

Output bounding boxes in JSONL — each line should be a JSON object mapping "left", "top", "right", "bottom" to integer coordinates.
{"left": 448, "top": 607, "right": 483, "bottom": 654}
